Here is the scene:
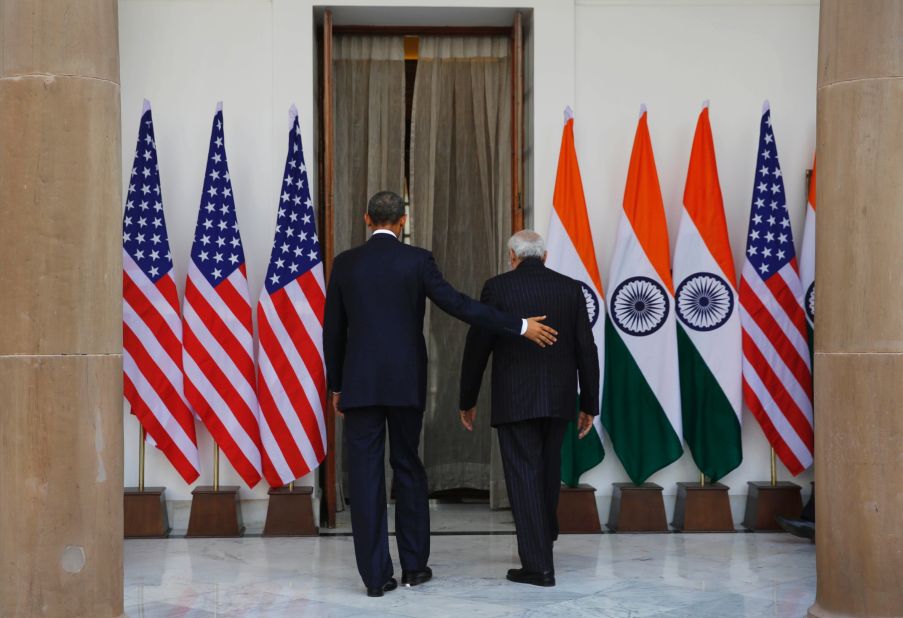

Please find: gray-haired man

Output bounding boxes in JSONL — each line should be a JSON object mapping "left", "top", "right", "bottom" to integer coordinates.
{"left": 458, "top": 230, "right": 600, "bottom": 586}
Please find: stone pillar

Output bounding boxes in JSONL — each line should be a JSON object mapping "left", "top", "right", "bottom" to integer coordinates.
{"left": 0, "top": 2, "right": 123, "bottom": 616}
{"left": 810, "top": 2, "right": 903, "bottom": 617}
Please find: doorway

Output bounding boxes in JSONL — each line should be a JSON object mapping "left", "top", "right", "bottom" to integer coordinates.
{"left": 316, "top": 8, "right": 533, "bottom": 530}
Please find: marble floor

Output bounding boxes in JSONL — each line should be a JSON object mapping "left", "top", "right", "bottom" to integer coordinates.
{"left": 327, "top": 502, "right": 518, "bottom": 535}
{"left": 125, "top": 531, "right": 815, "bottom": 617}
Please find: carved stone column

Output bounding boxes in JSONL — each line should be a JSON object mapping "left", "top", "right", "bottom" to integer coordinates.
{"left": 810, "top": 1, "right": 903, "bottom": 616}
{"left": 0, "top": 1, "right": 124, "bottom": 615}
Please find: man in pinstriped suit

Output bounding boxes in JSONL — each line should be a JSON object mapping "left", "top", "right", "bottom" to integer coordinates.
{"left": 458, "top": 230, "right": 600, "bottom": 587}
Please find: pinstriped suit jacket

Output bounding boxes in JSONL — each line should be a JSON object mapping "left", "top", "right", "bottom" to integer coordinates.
{"left": 458, "top": 258, "right": 600, "bottom": 427}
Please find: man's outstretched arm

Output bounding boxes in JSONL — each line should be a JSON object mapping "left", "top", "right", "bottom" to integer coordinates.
{"left": 421, "top": 254, "right": 557, "bottom": 347}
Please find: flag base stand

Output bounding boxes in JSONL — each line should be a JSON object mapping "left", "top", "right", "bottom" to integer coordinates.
{"left": 263, "top": 486, "right": 318, "bottom": 537}
{"left": 742, "top": 481, "right": 802, "bottom": 531}
{"left": 186, "top": 486, "right": 245, "bottom": 537}
{"left": 606, "top": 482, "right": 669, "bottom": 533}
{"left": 671, "top": 482, "right": 735, "bottom": 532}
{"left": 557, "top": 484, "right": 602, "bottom": 533}
{"left": 123, "top": 487, "right": 171, "bottom": 538}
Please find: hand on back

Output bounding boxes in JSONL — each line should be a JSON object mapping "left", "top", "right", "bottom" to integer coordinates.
{"left": 524, "top": 316, "right": 557, "bottom": 347}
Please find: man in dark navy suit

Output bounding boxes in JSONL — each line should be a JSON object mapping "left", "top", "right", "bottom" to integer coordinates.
{"left": 459, "top": 230, "right": 600, "bottom": 587}
{"left": 323, "top": 192, "right": 558, "bottom": 597}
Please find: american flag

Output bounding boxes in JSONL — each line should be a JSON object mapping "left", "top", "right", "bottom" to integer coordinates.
{"left": 182, "top": 103, "right": 263, "bottom": 487}
{"left": 122, "top": 100, "right": 200, "bottom": 483}
{"left": 739, "top": 103, "right": 814, "bottom": 475}
{"left": 256, "top": 106, "right": 327, "bottom": 486}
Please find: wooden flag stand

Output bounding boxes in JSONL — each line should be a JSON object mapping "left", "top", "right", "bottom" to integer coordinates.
{"left": 186, "top": 445, "right": 245, "bottom": 537}
{"left": 263, "top": 481, "right": 318, "bottom": 537}
{"left": 557, "top": 484, "right": 602, "bottom": 533}
{"left": 124, "top": 427, "right": 172, "bottom": 538}
{"left": 606, "top": 482, "right": 669, "bottom": 533}
{"left": 671, "top": 472, "right": 736, "bottom": 532}
{"left": 741, "top": 448, "right": 802, "bottom": 531}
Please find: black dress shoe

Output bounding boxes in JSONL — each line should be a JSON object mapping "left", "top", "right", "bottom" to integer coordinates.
{"left": 506, "top": 568, "right": 555, "bottom": 587}
{"left": 366, "top": 577, "right": 398, "bottom": 597}
{"left": 401, "top": 566, "right": 433, "bottom": 587}
{"left": 775, "top": 515, "right": 816, "bottom": 541}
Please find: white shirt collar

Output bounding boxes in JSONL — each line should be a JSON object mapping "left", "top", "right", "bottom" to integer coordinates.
{"left": 371, "top": 229, "right": 397, "bottom": 238}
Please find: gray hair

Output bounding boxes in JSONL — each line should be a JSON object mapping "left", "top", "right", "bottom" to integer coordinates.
{"left": 507, "top": 230, "right": 546, "bottom": 259}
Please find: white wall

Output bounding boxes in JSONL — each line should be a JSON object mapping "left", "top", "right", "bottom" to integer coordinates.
{"left": 120, "top": 0, "right": 281, "bottom": 506}
{"left": 119, "top": 0, "right": 817, "bottom": 521}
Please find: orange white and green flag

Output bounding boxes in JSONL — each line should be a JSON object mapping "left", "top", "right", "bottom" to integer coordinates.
{"left": 546, "top": 107, "right": 605, "bottom": 487}
{"left": 800, "top": 157, "right": 816, "bottom": 350}
{"left": 673, "top": 104, "right": 742, "bottom": 482}
{"left": 602, "top": 107, "right": 683, "bottom": 486}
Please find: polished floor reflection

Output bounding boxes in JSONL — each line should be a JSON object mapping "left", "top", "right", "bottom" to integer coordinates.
{"left": 328, "top": 502, "right": 518, "bottom": 535}
{"left": 125, "top": 530, "right": 814, "bottom": 617}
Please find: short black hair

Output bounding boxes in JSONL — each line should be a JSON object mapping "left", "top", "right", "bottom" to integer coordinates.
{"left": 367, "top": 191, "right": 405, "bottom": 225}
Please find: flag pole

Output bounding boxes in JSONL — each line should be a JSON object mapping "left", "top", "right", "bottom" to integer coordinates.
{"left": 213, "top": 444, "right": 220, "bottom": 492}
{"left": 699, "top": 472, "right": 705, "bottom": 487}
{"left": 288, "top": 481, "right": 294, "bottom": 492}
{"left": 138, "top": 426, "right": 146, "bottom": 492}
{"left": 770, "top": 447, "right": 777, "bottom": 486}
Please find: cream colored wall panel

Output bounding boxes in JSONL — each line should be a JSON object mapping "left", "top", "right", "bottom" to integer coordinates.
{"left": 818, "top": 0, "right": 903, "bottom": 87}
{"left": 0, "top": 355, "right": 123, "bottom": 618}
{"left": 811, "top": 352, "right": 903, "bottom": 617}
{"left": 0, "top": 0, "right": 120, "bottom": 81}
{"left": 0, "top": 76, "right": 122, "bottom": 355}
{"left": 815, "top": 78, "right": 903, "bottom": 354}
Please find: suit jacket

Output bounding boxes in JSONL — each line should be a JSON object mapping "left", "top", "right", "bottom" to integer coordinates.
{"left": 458, "top": 258, "right": 600, "bottom": 426}
{"left": 323, "top": 232, "right": 523, "bottom": 411}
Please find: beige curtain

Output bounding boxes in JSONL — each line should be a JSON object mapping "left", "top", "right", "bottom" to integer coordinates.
{"left": 333, "top": 35, "right": 406, "bottom": 253}
{"left": 410, "top": 36, "right": 512, "bottom": 505}
{"left": 333, "top": 35, "right": 406, "bottom": 507}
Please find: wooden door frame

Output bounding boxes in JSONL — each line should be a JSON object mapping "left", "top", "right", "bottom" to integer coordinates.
{"left": 317, "top": 12, "right": 528, "bottom": 529}
{"left": 318, "top": 9, "right": 337, "bottom": 529}
{"left": 511, "top": 12, "right": 525, "bottom": 234}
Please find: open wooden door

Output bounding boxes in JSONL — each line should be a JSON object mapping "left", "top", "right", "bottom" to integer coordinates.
{"left": 318, "top": 11, "right": 526, "bottom": 525}
{"left": 319, "top": 9, "right": 337, "bottom": 529}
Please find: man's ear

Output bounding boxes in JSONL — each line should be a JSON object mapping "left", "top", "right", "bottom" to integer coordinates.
{"left": 542, "top": 251, "right": 548, "bottom": 263}
{"left": 364, "top": 212, "right": 374, "bottom": 228}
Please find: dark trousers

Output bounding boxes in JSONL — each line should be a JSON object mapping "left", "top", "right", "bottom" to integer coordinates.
{"left": 496, "top": 417, "right": 568, "bottom": 573}
{"left": 343, "top": 406, "right": 430, "bottom": 588}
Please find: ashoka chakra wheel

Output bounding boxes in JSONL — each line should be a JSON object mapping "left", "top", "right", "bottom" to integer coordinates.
{"left": 675, "top": 272, "right": 734, "bottom": 332}
{"left": 610, "top": 276, "right": 670, "bottom": 336}
{"left": 805, "top": 281, "right": 815, "bottom": 323}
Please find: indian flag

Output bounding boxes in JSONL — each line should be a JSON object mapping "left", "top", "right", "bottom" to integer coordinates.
{"left": 602, "top": 107, "right": 682, "bottom": 486}
{"left": 546, "top": 107, "right": 605, "bottom": 487}
{"left": 673, "top": 104, "right": 742, "bottom": 483}
{"left": 800, "top": 157, "right": 816, "bottom": 355}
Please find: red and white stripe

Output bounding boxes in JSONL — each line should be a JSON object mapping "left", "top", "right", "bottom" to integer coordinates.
{"left": 183, "top": 262, "right": 263, "bottom": 486}
{"left": 740, "top": 259, "right": 814, "bottom": 473}
{"left": 257, "top": 267, "right": 328, "bottom": 486}
{"left": 123, "top": 252, "right": 200, "bottom": 483}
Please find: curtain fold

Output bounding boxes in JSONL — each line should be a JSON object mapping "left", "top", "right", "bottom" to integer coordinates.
{"left": 333, "top": 35, "right": 406, "bottom": 254}
{"left": 333, "top": 35, "right": 406, "bottom": 506}
{"left": 410, "top": 36, "right": 512, "bottom": 504}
